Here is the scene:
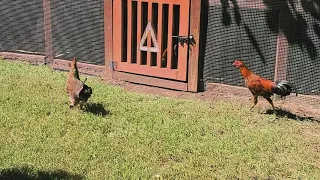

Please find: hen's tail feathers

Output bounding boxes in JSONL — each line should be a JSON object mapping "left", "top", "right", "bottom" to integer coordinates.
{"left": 79, "top": 84, "right": 93, "bottom": 101}
{"left": 273, "top": 80, "right": 298, "bottom": 97}
{"left": 70, "top": 57, "right": 80, "bottom": 80}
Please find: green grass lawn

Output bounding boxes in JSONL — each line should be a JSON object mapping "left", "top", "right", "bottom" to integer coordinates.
{"left": 0, "top": 58, "right": 320, "bottom": 179}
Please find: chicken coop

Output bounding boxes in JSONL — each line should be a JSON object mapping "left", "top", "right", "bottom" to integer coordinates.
{"left": 0, "top": 0, "right": 320, "bottom": 108}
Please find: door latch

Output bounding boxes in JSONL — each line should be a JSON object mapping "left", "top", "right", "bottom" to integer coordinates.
{"left": 172, "top": 35, "right": 196, "bottom": 55}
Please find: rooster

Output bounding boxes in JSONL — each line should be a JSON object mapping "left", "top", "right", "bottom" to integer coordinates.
{"left": 233, "top": 60, "right": 297, "bottom": 112}
{"left": 66, "top": 57, "right": 92, "bottom": 109}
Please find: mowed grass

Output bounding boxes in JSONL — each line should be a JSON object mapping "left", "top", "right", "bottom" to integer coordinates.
{"left": 0, "top": 58, "right": 320, "bottom": 179}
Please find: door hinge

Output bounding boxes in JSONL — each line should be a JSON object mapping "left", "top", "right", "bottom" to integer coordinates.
{"left": 109, "top": 61, "right": 116, "bottom": 70}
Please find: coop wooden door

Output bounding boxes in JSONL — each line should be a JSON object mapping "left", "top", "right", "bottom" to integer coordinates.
{"left": 113, "top": 0, "right": 190, "bottom": 81}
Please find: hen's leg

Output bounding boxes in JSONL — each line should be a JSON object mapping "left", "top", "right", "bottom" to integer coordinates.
{"left": 69, "top": 96, "right": 75, "bottom": 109}
{"left": 69, "top": 96, "right": 79, "bottom": 109}
{"left": 249, "top": 95, "right": 258, "bottom": 110}
{"left": 79, "top": 101, "right": 86, "bottom": 110}
{"left": 264, "top": 96, "right": 275, "bottom": 113}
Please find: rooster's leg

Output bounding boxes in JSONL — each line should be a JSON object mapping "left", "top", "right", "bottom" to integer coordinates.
{"left": 249, "top": 95, "right": 258, "bottom": 110}
{"left": 264, "top": 96, "right": 275, "bottom": 113}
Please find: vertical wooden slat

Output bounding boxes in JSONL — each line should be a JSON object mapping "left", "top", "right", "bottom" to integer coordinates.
{"left": 113, "top": 0, "right": 122, "bottom": 70}
{"left": 187, "top": 0, "right": 201, "bottom": 91}
{"left": 177, "top": 2, "right": 189, "bottom": 81}
{"left": 127, "top": 0, "right": 132, "bottom": 64}
{"left": 157, "top": 3, "right": 163, "bottom": 68}
{"left": 167, "top": 3, "right": 173, "bottom": 69}
{"left": 137, "top": 0, "right": 142, "bottom": 64}
{"left": 42, "top": 0, "right": 53, "bottom": 65}
{"left": 146, "top": 2, "right": 152, "bottom": 66}
{"left": 104, "top": 0, "right": 113, "bottom": 78}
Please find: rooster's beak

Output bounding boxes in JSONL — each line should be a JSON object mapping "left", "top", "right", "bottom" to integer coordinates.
{"left": 232, "top": 62, "right": 237, "bottom": 66}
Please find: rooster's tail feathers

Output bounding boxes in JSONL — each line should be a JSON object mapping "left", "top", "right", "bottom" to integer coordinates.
{"left": 273, "top": 80, "right": 298, "bottom": 97}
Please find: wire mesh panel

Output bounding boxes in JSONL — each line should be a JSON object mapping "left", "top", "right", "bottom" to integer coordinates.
{"left": 50, "top": 0, "right": 105, "bottom": 65}
{"left": 204, "top": 0, "right": 320, "bottom": 108}
{"left": 284, "top": 1, "right": 320, "bottom": 96}
{"left": 0, "top": 0, "right": 45, "bottom": 53}
{"left": 204, "top": 0, "right": 277, "bottom": 87}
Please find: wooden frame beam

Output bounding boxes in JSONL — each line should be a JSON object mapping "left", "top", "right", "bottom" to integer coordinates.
{"left": 0, "top": 52, "right": 105, "bottom": 76}
{"left": 104, "top": 0, "right": 113, "bottom": 79}
{"left": 188, "top": 0, "right": 202, "bottom": 92}
{"left": 274, "top": 32, "right": 288, "bottom": 82}
{"left": 274, "top": 6, "right": 289, "bottom": 82}
{"left": 113, "top": 71, "right": 188, "bottom": 91}
{"left": 42, "top": 0, "right": 53, "bottom": 65}
{"left": 52, "top": 59, "right": 105, "bottom": 76}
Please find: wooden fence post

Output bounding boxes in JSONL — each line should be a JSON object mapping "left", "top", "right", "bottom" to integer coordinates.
{"left": 42, "top": 0, "right": 53, "bottom": 65}
{"left": 104, "top": 0, "right": 113, "bottom": 79}
{"left": 274, "top": 4, "right": 289, "bottom": 82}
{"left": 188, "top": 0, "right": 202, "bottom": 92}
{"left": 274, "top": 6, "right": 289, "bottom": 100}
{"left": 274, "top": 32, "right": 288, "bottom": 82}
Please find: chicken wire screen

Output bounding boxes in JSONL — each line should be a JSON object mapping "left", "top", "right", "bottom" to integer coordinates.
{"left": 0, "top": 0, "right": 45, "bottom": 53}
{"left": 50, "top": 0, "right": 105, "bottom": 65}
{"left": 0, "top": 0, "right": 105, "bottom": 65}
{"left": 285, "top": 1, "right": 320, "bottom": 96}
{"left": 204, "top": 0, "right": 320, "bottom": 97}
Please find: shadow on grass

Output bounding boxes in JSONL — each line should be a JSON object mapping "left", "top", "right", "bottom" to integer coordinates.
{"left": 83, "top": 102, "right": 110, "bottom": 117}
{"left": 0, "top": 166, "right": 84, "bottom": 180}
{"left": 265, "top": 109, "right": 317, "bottom": 122}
